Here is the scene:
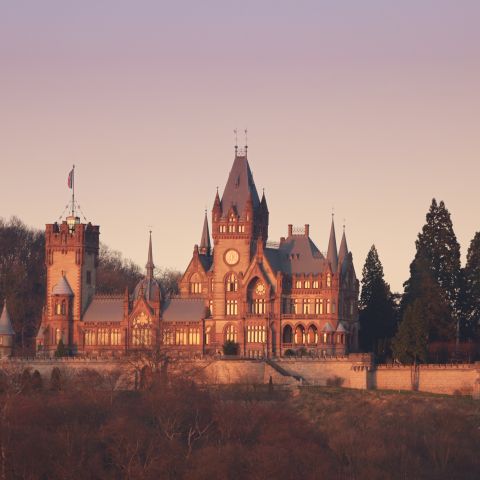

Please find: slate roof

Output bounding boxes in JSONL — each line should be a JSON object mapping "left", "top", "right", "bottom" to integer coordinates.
{"left": 326, "top": 219, "right": 338, "bottom": 273}
{"left": 265, "top": 235, "right": 327, "bottom": 275}
{"left": 52, "top": 276, "right": 74, "bottom": 296}
{"left": 338, "top": 230, "right": 348, "bottom": 264}
{"left": 162, "top": 298, "right": 205, "bottom": 323}
{"left": 0, "top": 300, "right": 15, "bottom": 335}
{"left": 221, "top": 155, "right": 260, "bottom": 217}
{"left": 82, "top": 295, "right": 124, "bottom": 323}
{"left": 322, "top": 322, "right": 334, "bottom": 332}
{"left": 200, "top": 212, "right": 211, "bottom": 252}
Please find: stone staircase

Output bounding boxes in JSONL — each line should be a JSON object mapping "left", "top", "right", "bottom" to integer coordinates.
{"left": 264, "top": 358, "right": 308, "bottom": 385}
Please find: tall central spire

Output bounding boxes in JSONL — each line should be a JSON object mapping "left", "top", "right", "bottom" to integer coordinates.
{"left": 220, "top": 153, "right": 260, "bottom": 218}
{"left": 146, "top": 231, "right": 155, "bottom": 280}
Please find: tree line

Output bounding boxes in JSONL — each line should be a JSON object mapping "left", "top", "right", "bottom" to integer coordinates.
{"left": 359, "top": 199, "right": 480, "bottom": 363}
{"left": 0, "top": 217, "right": 181, "bottom": 352}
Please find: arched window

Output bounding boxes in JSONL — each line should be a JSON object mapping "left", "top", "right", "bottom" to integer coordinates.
{"left": 327, "top": 273, "right": 332, "bottom": 288}
{"left": 55, "top": 328, "right": 62, "bottom": 344}
{"left": 55, "top": 302, "right": 61, "bottom": 315}
{"left": 326, "top": 299, "right": 331, "bottom": 314}
{"left": 189, "top": 328, "right": 200, "bottom": 345}
{"left": 313, "top": 280, "right": 319, "bottom": 289}
{"left": 98, "top": 328, "right": 110, "bottom": 346}
{"left": 304, "top": 280, "right": 311, "bottom": 289}
{"left": 163, "top": 328, "right": 174, "bottom": 345}
{"left": 295, "top": 280, "right": 302, "bottom": 289}
{"left": 282, "top": 325, "right": 293, "bottom": 344}
{"left": 226, "top": 273, "right": 238, "bottom": 292}
{"left": 332, "top": 300, "right": 336, "bottom": 314}
{"left": 190, "top": 273, "right": 202, "bottom": 294}
{"left": 225, "top": 324, "right": 237, "bottom": 342}
{"left": 303, "top": 299, "right": 311, "bottom": 314}
{"left": 61, "top": 300, "right": 66, "bottom": 315}
{"left": 307, "top": 325, "right": 318, "bottom": 344}
{"left": 132, "top": 313, "right": 152, "bottom": 347}
{"left": 294, "top": 325, "right": 305, "bottom": 345}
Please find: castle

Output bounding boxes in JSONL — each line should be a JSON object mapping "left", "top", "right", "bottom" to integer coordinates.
{"left": 34, "top": 147, "right": 359, "bottom": 358}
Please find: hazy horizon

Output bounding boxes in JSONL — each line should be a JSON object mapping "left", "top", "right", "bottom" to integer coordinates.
{"left": 2, "top": 1, "right": 479, "bottom": 292}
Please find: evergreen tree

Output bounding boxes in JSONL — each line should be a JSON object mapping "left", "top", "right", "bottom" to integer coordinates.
{"left": 402, "top": 199, "right": 461, "bottom": 341}
{"left": 359, "top": 245, "right": 397, "bottom": 359}
{"left": 460, "top": 232, "right": 480, "bottom": 339}
{"left": 391, "top": 300, "right": 428, "bottom": 364}
{"left": 54, "top": 338, "right": 67, "bottom": 357}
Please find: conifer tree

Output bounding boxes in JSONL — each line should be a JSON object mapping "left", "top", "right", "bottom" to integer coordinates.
{"left": 391, "top": 300, "right": 428, "bottom": 364}
{"left": 359, "top": 245, "right": 397, "bottom": 359}
{"left": 460, "top": 232, "right": 480, "bottom": 339}
{"left": 402, "top": 199, "right": 461, "bottom": 341}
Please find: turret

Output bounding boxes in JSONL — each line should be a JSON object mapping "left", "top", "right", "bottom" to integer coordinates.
{"left": 0, "top": 300, "right": 15, "bottom": 357}
{"left": 326, "top": 216, "right": 338, "bottom": 273}
{"left": 199, "top": 211, "right": 211, "bottom": 256}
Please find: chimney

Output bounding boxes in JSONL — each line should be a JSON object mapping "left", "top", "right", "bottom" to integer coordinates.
{"left": 288, "top": 224, "right": 293, "bottom": 237}
{"left": 304, "top": 224, "right": 310, "bottom": 237}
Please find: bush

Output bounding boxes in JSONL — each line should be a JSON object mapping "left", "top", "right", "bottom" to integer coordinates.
{"left": 222, "top": 340, "right": 239, "bottom": 356}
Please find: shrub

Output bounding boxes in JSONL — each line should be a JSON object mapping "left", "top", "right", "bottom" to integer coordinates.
{"left": 222, "top": 340, "right": 239, "bottom": 356}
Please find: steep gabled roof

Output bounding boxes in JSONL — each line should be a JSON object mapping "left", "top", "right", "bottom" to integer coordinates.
{"left": 220, "top": 155, "right": 260, "bottom": 217}
{"left": 276, "top": 234, "right": 326, "bottom": 274}
{"left": 162, "top": 298, "right": 205, "bottom": 322}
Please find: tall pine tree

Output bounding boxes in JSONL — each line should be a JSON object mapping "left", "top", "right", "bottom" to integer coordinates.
{"left": 401, "top": 199, "right": 461, "bottom": 341}
{"left": 359, "top": 245, "right": 397, "bottom": 359}
{"left": 460, "top": 232, "right": 480, "bottom": 339}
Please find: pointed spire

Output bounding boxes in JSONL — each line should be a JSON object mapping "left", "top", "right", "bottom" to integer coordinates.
{"left": 146, "top": 231, "right": 155, "bottom": 280}
{"left": 338, "top": 225, "right": 349, "bottom": 264}
{"left": 0, "top": 300, "right": 15, "bottom": 336}
{"left": 327, "top": 215, "right": 338, "bottom": 273}
{"left": 199, "top": 210, "right": 211, "bottom": 255}
{"left": 260, "top": 188, "right": 269, "bottom": 212}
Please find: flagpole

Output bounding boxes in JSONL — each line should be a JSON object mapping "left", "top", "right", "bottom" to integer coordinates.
{"left": 72, "top": 164, "right": 75, "bottom": 217}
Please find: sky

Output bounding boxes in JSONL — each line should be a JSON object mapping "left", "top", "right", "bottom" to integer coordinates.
{"left": 1, "top": 0, "right": 479, "bottom": 292}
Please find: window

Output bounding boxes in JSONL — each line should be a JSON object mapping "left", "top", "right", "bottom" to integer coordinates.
{"left": 315, "top": 298, "right": 324, "bottom": 315}
{"left": 190, "top": 273, "right": 202, "bottom": 293}
{"left": 208, "top": 299, "right": 214, "bottom": 317}
{"left": 226, "top": 273, "right": 238, "bottom": 292}
{"left": 226, "top": 300, "right": 238, "bottom": 316}
{"left": 323, "top": 332, "right": 328, "bottom": 343}
{"left": 313, "top": 280, "right": 319, "bottom": 289}
{"left": 98, "top": 328, "right": 110, "bottom": 346}
{"left": 189, "top": 328, "right": 200, "bottom": 345}
{"left": 307, "top": 325, "right": 318, "bottom": 344}
{"left": 304, "top": 280, "right": 311, "bottom": 289}
{"left": 303, "top": 299, "right": 311, "bottom": 314}
{"left": 247, "top": 325, "right": 266, "bottom": 343}
{"left": 55, "top": 302, "right": 61, "bottom": 315}
{"left": 326, "top": 299, "right": 331, "bottom": 314}
{"left": 163, "top": 329, "right": 175, "bottom": 345}
{"left": 350, "top": 302, "right": 354, "bottom": 315}
{"left": 219, "top": 225, "right": 226, "bottom": 233}
{"left": 55, "top": 328, "right": 62, "bottom": 344}
{"left": 228, "top": 224, "right": 236, "bottom": 233}
{"left": 327, "top": 274, "right": 332, "bottom": 288}
{"left": 295, "top": 280, "right": 302, "bottom": 289}
{"left": 85, "top": 330, "right": 96, "bottom": 346}
{"left": 332, "top": 300, "right": 336, "bottom": 314}
{"left": 293, "top": 298, "right": 300, "bottom": 314}
{"left": 294, "top": 325, "right": 305, "bottom": 345}
{"left": 205, "top": 326, "right": 211, "bottom": 345}
{"left": 251, "top": 298, "right": 266, "bottom": 314}
{"left": 61, "top": 300, "right": 66, "bottom": 315}
{"left": 176, "top": 328, "right": 187, "bottom": 345}
{"left": 238, "top": 225, "right": 245, "bottom": 233}
{"left": 111, "top": 329, "right": 121, "bottom": 345}
{"left": 225, "top": 324, "right": 237, "bottom": 342}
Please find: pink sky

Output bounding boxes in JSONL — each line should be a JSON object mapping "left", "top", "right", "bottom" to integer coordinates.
{"left": 1, "top": 1, "right": 479, "bottom": 292}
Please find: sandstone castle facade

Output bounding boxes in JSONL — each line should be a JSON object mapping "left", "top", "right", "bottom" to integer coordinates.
{"left": 36, "top": 147, "right": 359, "bottom": 358}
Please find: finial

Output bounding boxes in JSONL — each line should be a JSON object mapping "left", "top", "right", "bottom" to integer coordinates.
{"left": 244, "top": 128, "right": 248, "bottom": 146}
{"left": 331, "top": 207, "right": 335, "bottom": 219}
{"left": 343, "top": 218, "right": 346, "bottom": 232}
{"left": 234, "top": 129, "right": 238, "bottom": 154}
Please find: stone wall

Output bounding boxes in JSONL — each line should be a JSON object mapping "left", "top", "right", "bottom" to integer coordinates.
{"left": 373, "top": 363, "right": 480, "bottom": 396}
{"left": 2, "top": 356, "right": 480, "bottom": 397}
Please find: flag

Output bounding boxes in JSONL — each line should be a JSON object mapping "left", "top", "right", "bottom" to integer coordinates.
{"left": 67, "top": 168, "right": 74, "bottom": 189}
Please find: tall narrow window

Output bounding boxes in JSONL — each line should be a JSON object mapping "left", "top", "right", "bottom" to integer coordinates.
{"left": 226, "top": 300, "right": 238, "bottom": 316}
{"left": 225, "top": 324, "right": 237, "bottom": 342}
{"left": 226, "top": 273, "right": 238, "bottom": 292}
{"left": 327, "top": 274, "right": 332, "bottom": 288}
